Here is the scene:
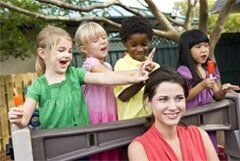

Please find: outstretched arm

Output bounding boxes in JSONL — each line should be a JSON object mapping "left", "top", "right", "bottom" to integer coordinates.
{"left": 83, "top": 70, "right": 148, "bottom": 85}
{"left": 128, "top": 141, "right": 148, "bottom": 161}
{"left": 213, "top": 83, "right": 240, "bottom": 100}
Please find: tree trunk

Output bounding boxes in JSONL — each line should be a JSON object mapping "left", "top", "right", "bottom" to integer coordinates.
{"left": 209, "top": 0, "right": 236, "bottom": 57}
{"left": 199, "top": 0, "right": 208, "bottom": 34}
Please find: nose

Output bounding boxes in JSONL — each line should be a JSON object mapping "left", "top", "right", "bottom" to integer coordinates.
{"left": 136, "top": 46, "right": 144, "bottom": 53}
{"left": 167, "top": 99, "right": 178, "bottom": 110}
{"left": 63, "top": 51, "right": 72, "bottom": 58}
{"left": 200, "top": 46, "right": 208, "bottom": 53}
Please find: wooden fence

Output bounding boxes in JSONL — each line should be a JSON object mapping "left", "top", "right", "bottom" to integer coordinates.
{"left": 0, "top": 73, "right": 37, "bottom": 151}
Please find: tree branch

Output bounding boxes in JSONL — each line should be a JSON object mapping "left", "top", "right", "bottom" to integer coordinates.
{"left": 184, "top": 0, "right": 198, "bottom": 30}
{"left": 167, "top": 16, "right": 184, "bottom": 27}
{"left": 143, "top": 0, "right": 179, "bottom": 41}
{"left": 37, "top": 0, "right": 119, "bottom": 12}
{"left": 209, "top": 0, "right": 236, "bottom": 56}
{"left": 38, "top": 0, "right": 143, "bottom": 16}
{"left": 0, "top": 1, "right": 121, "bottom": 28}
{"left": 199, "top": 0, "right": 208, "bottom": 33}
{"left": 115, "top": 0, "right": 144, "bottom": 16}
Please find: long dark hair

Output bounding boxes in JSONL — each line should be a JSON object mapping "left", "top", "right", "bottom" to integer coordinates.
{"left": 177, "top": 29, "right": 210, "bottom": 86}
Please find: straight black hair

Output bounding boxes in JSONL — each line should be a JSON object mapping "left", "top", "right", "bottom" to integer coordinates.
{"left": 177, "top": 29, "right": 211, "bottom": 86}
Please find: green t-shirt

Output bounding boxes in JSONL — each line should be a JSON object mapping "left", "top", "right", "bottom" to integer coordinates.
{"left": 27, "top": 67, "right": 90, "bottom": 129}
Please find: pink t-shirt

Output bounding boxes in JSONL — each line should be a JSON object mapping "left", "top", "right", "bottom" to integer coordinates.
{"left": 82, "top": 57, "right": 117, "bottom": 124}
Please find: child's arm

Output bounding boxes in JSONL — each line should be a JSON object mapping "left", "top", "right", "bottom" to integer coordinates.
{"left": 118, "top": 82, "right": 145, "bottom": 102}
{"left": 116, "top": 49, "right": 157, "bottom": 102}
{"left": 187, "top": 77, "right": 216, "bottom": 101}
{"left": 8, "top": 97, "right": 37, "bottom": 128}
{"left": 213, "top": 82, "right": 240, "bottom": 101}
{"left": 84, "top": 69, "right": 148, "bottom": 85}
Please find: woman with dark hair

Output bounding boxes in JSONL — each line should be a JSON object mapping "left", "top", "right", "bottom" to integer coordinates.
{"left": 177, "top": 29, "right": 239, "bottom": 150}
{"left": 128, "top": 67, "right": 219, "bottom": 161}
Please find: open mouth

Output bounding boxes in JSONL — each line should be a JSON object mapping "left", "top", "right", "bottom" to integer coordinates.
{"left": 59, "top": 60, "right": 68, "bottom": 66}
{"left": 201, "top": 55, "right": 207, "bottom": 59}
{"left": 100, "top": 46, "right": 107, "bottom": 51}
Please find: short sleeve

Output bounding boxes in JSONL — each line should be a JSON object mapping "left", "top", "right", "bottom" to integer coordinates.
{"left": 177, "top": 66, "right": 193, "bottom": 80}
{"left": 82, "top": 57, "right": 101, "bottom": 71}
{"left": 75, "top": 68, "right": 87, "bottom": 84}
{"left": 26, "top": 79, "right": 41, "bottom": 102}
{"left": 177, "top": 66, "right": 193, "bottom": 87}
{"left": 68, "top": 67, "right": 87, "bottom": 85}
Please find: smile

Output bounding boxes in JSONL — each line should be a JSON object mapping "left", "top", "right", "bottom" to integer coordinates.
{"left": 164, "top": 113, "right": 179, "bottom": 120}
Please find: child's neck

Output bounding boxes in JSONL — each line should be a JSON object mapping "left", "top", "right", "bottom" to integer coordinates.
{"left": 44, "top": 69, "right": 66, "bottom": 85}
{"left": 88, "top": 55, "right": 105, "bottom": 64}
{"left": 196, "top": 64, "right": 206, "bottom": 78}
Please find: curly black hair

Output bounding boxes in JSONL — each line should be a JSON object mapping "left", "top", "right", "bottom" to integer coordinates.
{"left": 120, "top": 16, "right": 154, "bottom": 42}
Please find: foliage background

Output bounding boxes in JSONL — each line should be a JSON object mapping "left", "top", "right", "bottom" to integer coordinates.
{"left": 0, "top": 0, "right": 239, "bottom": 61}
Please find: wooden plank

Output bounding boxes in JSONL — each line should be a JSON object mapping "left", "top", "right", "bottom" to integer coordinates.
{"left": 0, "top": 76, "right": 10, "bottom": 151}
{"left": 0, "top": 75, "right": 4, "bottom": 151}
{"left": 0, "top": 72, "right": 38, "bottom": 152}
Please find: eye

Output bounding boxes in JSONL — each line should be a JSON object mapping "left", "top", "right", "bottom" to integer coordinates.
{"left": 142, "top": 42, "right": 148, "bottom": 47}
{"left": 176, "top": 95, "right": 184, "bottom": 102}
{"left": 158, "top": 96, "right": 168, "bottom": 102}
{"left": 130, "top": 43, "right": 137, "bottom": 47}
{"left": 93, "top": 39, "right": 98, "bottom": 42}
{"left": 57, "top": 47, "right": 65, "bottom": 52}
{"left": 195, "top": 45, "right": 201, "bottom": 48}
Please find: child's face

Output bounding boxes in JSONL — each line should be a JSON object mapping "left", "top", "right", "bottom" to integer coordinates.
{"left": 46, "top": 38, "right": 73, "bottom": 74}
{"left": 124, "top": 33, "right": 150, "bottom": 62}
{"left": 82, "top": 35, "right": 108, "bottom": 61}
{"left": 147, "top": 81, "right": 186, "bottom": 128}
{"left": 190, "top": 42, "right": 209, "bottom": 65}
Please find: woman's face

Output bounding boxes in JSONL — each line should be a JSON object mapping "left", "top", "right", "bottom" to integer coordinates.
{"left": 147, "top": 81, "right": 186, "bottom": 127}
{"left": 123, "top": 33, "right": 150, "bottom": 62}
{"left": 190, "top": 42, "right": 209, "bottom": 65}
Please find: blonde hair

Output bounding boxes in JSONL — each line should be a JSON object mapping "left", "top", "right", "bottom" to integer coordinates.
{"left": 35, "top": 25, "right": 72, "bottom": 75}
{"left": 74, "top": 22, "right": 107, "bottom": 48}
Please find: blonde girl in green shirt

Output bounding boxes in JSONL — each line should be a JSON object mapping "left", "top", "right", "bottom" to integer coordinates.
{"left": 8, "top": 25, "right": 150, "bottom": 130}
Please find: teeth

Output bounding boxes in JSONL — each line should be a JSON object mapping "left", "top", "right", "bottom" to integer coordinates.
{"left": 164, "top": 113, "right": 178, "bottom": 119}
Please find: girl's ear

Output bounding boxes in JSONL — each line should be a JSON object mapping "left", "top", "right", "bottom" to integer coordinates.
{"left": 37, "top": 48, "right": 47, "bottom": 59}
{"left": 79, "top": 45, "right": 88, "bottom": 54}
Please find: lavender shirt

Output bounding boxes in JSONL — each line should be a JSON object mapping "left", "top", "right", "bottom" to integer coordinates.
{"left": 177, "top": 65, "right": 220, "bottom": 109}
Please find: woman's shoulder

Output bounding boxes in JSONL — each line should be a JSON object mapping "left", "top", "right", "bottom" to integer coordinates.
{"left": 128, "top": 140, "right": 148, "bottom": 161}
